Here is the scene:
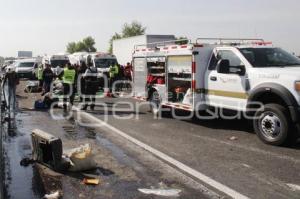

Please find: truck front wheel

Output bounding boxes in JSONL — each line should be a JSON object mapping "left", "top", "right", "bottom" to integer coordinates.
{"left": 253, "top": 103, "right": 291, "bottom": 146}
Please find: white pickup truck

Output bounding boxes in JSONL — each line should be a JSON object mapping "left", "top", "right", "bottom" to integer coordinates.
{"left": 132, "top": 38, "right": 300, "bottom": 146}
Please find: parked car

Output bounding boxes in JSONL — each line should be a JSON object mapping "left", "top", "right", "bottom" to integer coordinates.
{"left": 14, "top": 58, "right": 38, "bottom": 79}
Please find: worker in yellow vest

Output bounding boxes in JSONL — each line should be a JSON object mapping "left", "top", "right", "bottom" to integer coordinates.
{"left": 109, "top": 63, "right": 119, "bottom": 92}
{"left": 36, "top": 64, "right": 44, "bottom": 88}
{"left": 62, "top": 62, "right": 76, "bottom": 111}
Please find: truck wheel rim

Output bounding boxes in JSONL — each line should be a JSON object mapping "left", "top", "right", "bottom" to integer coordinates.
{"left": 260, "top": 112, "right": 281, "bottom": 140}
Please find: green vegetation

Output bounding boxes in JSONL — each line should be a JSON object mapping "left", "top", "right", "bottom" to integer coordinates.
{"left": 108, "top": 21, "right": 146, "bottom": 53}
{"left": 67, "top": 36, "right": 97, "bottom": 54}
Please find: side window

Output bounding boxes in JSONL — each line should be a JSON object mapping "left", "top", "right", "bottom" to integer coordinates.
{"left": 219, "top": 50, "right": 243, "bottom": 67}
{"left": 209, "top": 50, "right": 243, "bottom": 70}
{"left": 208, "top": 52, "right": 218, "bottom": 70}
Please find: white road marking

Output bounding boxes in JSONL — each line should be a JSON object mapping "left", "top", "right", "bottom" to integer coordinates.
{"left": 74, "top": 107, "right": 249, "bottom": 199}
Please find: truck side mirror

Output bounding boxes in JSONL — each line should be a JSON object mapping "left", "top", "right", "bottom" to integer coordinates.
{"left": 217, "top": 59, "right": 246, "bottom": 76}
{"left": 216, "top": 59, "right": 230, "bottom": 74}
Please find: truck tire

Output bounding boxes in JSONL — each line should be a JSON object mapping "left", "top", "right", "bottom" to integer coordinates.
{"left": 149, "top": 91, "right": 161, "bottom": 117}
{"left": 253, "top": 103, "right": 291, "bottom": 146}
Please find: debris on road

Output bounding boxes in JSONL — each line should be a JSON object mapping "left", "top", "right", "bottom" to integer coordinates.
{"left": 139, "top": 182, "right": 182, "bottom": 197}
{"left": 83, "top": 178, "right": 100, "bottom": 185}
{"left": 286, "top": 183, "right": 300, "bottom": 192}
{"left": 43, "top": 191, "right": 62, "bottom": 199}
{"left": 31, "top": 129, "right": 70, "bottom": 171}
{"left": 229, "top": 136, "right": 238, "bottom": 141}
{"left": 138, "top": 188, "right": 181, "bottom": 197}
{"left": 24, "top": 81, "right": 41, "bottom": 93}
{"left": 65, "top": 144, "right": 97, "bottom": 172}
{"left": 20, "top": 157, "right": 35, "bottom": 167}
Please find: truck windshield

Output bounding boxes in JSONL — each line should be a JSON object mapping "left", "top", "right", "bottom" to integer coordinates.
{"left": 18, "top": 62, "right": 35, "bottom": 68}
{"left": 239, "top": 48, "right": 300, "bottom": 67}
{"left": 50, "top": 60, "right": 69, "bottom": 68}
{"left": 95, "top": 59, "right": 117, "bottom": 68}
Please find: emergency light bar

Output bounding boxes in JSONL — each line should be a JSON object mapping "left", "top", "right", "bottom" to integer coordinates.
{"left": 134, "top": 39, "right": 191, "bottom": 51}
{"left": 196, "top": 38, "right": 265, "bottom": 44}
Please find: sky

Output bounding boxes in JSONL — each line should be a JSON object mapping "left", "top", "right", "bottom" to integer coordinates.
{"left": 0, "top": 0, "right": 299, "bottom": 57}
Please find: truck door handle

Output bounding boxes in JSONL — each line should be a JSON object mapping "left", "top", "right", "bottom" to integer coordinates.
{"left": 210, "top": 76, "right": 217, "bottom": 81}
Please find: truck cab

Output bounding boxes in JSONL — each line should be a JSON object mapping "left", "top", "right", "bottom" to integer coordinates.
{"left": 132, "top": 38, "right": 300, "bottom": 146}
{"left": 86, "top": 53, "right": 118, "bottom": 75}
{"left": 43, "top": 54, "right": 70, "bottom": 76}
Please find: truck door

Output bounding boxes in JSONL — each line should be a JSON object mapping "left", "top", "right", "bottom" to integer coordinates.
{"left": 205, "top": 48, "right": 248, "bottom": 111}
{"left": 133, "top": 57, "right": 147, "bottom": 97}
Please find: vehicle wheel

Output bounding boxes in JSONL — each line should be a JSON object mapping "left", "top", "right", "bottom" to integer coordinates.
{"left": 253, "top": 103, "right": 291, "bottom": 146}
{"left": 149, "top": 91, "right": 161, "bottom": 117}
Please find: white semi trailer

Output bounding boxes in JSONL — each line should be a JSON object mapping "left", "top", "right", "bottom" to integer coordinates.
{"left": 113, "top": 35, "right": 176, "bottom": 65}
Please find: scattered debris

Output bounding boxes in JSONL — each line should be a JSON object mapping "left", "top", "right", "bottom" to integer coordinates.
{"left": 31, "top": 129, "right": 70, "bottom": 171}
{"left": 43, "top": 191, "right": 62, "bottom": 199}
{"left": 138, "top": 188, "right": 181, "bottom": 197}
{"left": 241, "top": 163, "right": 251, "bottom": 168}
{"left": 229, "top": 136, "right": 238, "bottom": 141}
{"left": 65, "top": 144, "right": 97, "bottom": 172}
{"left": 139, "top": 182, "right": 182, "bottom": 197}
{"left": 286, "top": 183, "right": 300, "bottom": 192}
{"left": 24, "top": 81, "right": 41, "bottom": 93}
{"left": 83, "top": 178, "right": 100, "bottom": 185}
{"left": 20, "top": 157, "right": 35, "bottom": 167}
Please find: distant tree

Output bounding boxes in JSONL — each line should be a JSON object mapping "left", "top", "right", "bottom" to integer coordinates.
{"left": 122, "top": 21, "right": 146, "bottom": 38}
{"left": 66, "top": 42, "right": 77, "bottom": 54}
{"left": 175, "top": 36, "right": 189, "bottom": 45}
{"left": 66, "top": 36, "right": 97, "bottom": 54}
{"left": 108, "top": 21, "right": 146, "bottom": 53}
{"left": 82, "top": 36, "right": 97, "bottom": 52}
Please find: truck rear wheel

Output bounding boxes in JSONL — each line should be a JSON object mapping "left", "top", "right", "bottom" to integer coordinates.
{"left": 253, "top": 103, "right": 291, "bottom": 146}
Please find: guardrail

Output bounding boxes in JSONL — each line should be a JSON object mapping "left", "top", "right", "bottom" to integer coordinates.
{"left": 0, "top": 74, "right": 4, "bottom": 199}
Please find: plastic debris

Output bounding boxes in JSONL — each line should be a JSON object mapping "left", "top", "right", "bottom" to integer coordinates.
{"left": 43, "top": 191, "right": 62, "bottom": 199}
{"left": 229, "top": 136, "right": 238, "bottom": 141}
{"left": 138, "top": 188, "right": 181, "bottom": 197}
{"left": 64, "top": 144, "right": 97, "bottom": 172}
{"left": 286, "top": 183, "right": 300, "bottom": 191}
{"left": 83, "top": 178, "right": 100, "bottom": 185}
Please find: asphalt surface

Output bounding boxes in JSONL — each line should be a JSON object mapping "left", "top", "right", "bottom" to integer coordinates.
{"left": 79, "top": 97, "right": 300, "bottom": 199}
{"left": 10, "top": 81, "right": 209, "bottom": 199}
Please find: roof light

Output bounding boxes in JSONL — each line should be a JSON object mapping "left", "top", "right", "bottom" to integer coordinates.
{"left": 252, "top": 41, "right": 272, "bottom": 46}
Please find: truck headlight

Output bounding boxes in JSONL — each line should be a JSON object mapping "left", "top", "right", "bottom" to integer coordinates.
{"left": 295, "top": 81, "right": 300, "bottom": 91}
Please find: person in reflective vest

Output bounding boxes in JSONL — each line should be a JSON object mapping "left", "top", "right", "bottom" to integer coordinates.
{"left": 62, "top": 62, "right": 76, "bottom": 111}
{"left": 109, "top": 63, "right": 119, "bottom": 92}
{"left": 36, "top": 64, "right": 44, "bottom": 88}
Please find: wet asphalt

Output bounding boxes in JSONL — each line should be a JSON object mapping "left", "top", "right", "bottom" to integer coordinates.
{"left": 80, "top": 97, "right": 300, "bottom": 199}
{"left": 5, "top": 81, "right": 209, "bottom": 199}
{"left": 5, "top": 81, "right": 300, "bottom": 198}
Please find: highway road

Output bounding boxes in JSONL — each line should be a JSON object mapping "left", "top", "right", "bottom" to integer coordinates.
{"left": 76, "top": 97, "right": 300, "bottom": 199}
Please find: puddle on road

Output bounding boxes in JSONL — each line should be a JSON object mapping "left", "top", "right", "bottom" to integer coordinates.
{"left": 4, "top": 113, "right": 44, "bottom": 199}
